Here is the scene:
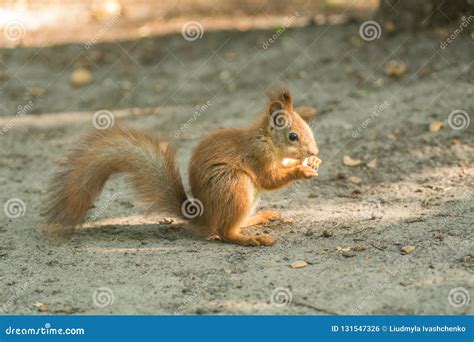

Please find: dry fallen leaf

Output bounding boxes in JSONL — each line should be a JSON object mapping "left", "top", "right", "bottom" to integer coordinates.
{"left": 70, "top": 68, "right": 92, "bottom": 87}
{"left": 428, "top": 120, "right": 444, "bottom": 133}
{"left": 336, "top": 246, "right": 352, "bottom": 253}
{"left": 385, "top": 60, "right": 407, "bottom": 78}
{"left": 367, "top": 159, "right": 377, "bottom": 169}
{"left": 343, "top": 155, "right": 362, "bottom": 167}
{"left": 290, "top": 260, "right": 308, "bottom": 269}
{"left": 347, "top": 176, "right": 362, "bottom": 184}
{"left": 33, "top": 302, "right": 49, "bottom": 312}
{"left": 401, "top": 245, "right": 416, "bottom": 254}
{"left": 30, "top": 87, "right": 44, "bottom": 97}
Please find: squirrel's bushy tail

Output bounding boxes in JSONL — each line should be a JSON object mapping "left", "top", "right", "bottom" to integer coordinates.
{"left": 42, "top": 125, "right": 188, "bottom": 239}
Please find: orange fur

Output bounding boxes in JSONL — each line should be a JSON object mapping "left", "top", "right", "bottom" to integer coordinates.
{"left": 43, "top": 88, "right": 320, "bottom": 246}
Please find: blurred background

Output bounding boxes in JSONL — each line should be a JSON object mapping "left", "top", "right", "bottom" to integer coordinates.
{"left": 0, "top": 0, "right": 471, "bottom": 115}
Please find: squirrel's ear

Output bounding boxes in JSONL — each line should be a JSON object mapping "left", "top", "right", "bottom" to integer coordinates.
{"left": 268, "top": 100, "right": 284, "bottom": 117}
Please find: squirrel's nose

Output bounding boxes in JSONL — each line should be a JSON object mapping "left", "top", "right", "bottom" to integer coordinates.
{"left": 309, "top": 146, "right": 319, "bottom": 156}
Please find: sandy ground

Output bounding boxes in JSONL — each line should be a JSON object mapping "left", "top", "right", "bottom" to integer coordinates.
{"left": 0, "top": 22, "right": 473, "bottom": 315}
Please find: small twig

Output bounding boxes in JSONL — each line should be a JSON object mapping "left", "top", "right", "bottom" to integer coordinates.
{"left": 292, "top": 300, "right": 340, "bottom": 315}
{"left": 370, "top": 243, "right": 387, "bottom": 251}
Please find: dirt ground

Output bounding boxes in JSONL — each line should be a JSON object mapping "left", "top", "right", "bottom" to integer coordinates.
{"left": 0, "top": 18, "right": 473, "bottom": 315}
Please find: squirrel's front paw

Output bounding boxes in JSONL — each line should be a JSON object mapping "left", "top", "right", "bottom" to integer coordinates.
{"left": 295, "top": 165, "right": 318, "bottom": 179}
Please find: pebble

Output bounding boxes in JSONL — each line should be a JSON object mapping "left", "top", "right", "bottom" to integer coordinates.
{"left": 385, "top": 60, "right": 407, "bottom": 78}
{"left": 70, "top": 68, "right": 92, "bottom": 87}
{"left": 290, "top": 260, "right": 308, "bottom": 269}
{"left": 428, "top": 120, "right": 444, "bottom": 133}
{"left": 322, "top": 230, "right": 333, "bottom": 238}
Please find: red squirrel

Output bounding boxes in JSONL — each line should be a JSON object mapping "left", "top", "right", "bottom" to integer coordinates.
{"left": 43, "top": 88, "right": 321, "bottom": 246}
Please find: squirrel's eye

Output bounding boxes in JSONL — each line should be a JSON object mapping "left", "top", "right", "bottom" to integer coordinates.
{"left": 288, "top": 132, "right": 298, "bottom": 141}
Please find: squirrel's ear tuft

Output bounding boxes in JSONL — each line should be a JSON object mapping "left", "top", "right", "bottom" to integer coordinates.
{"left": 294, "top": 106, "right": 317, "bottom": 123}
{"left": 267, "top": 86, "right": 293, "bottom": 110}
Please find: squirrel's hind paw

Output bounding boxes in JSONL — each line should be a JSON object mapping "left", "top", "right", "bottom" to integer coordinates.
{"left": 224, "top": 233, "right": 276, "bottom": 246}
